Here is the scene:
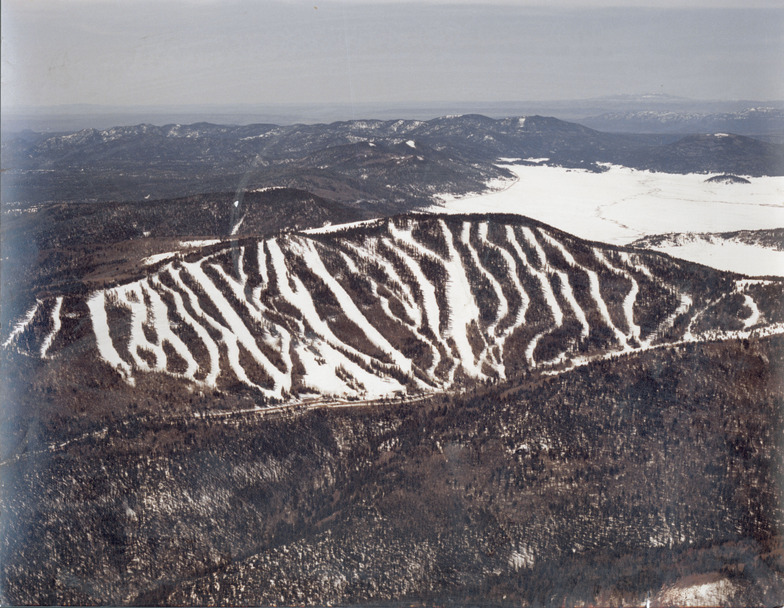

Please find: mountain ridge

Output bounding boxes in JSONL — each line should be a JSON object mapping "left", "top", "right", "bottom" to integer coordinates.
{"left": 4, "top": 114, "right": 781, "bottom": 210}
{"left": 5, "top": 213, "right": 782, "bottom": 409}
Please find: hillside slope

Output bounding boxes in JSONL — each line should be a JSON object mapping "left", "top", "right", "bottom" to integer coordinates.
{"left": 5, "top": 214, "right": 783, "bottom": 407}
{"left": 2, "top": 335, "right": 782, "bottom": 606}
{"left": 2, "top": 214, "right": 784, "bottom": 606}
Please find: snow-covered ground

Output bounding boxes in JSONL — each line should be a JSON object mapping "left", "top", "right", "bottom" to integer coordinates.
{"left": 142, "top": 252, "right": 177, "bottom": 266}
{"left": 428, "top": 164, "right": 784, "bottom": 276}
{"left": 302, "top": 218, "right": 383, "bottom": 235}
{"left": 179, "top": 239, "right": 222, "bottom": 248}
{"left": 648, "top": 237, "right": 783, "bottom": 276}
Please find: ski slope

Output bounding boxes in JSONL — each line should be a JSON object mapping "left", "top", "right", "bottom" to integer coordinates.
{"left": 7, "top": 215, "right": 780, "bottom": 404}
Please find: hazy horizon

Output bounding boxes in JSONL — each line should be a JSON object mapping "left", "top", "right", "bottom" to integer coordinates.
{"left": 6, "top": 96, "right": 784, "bottom": 134}
{"left": 3, "top": 1, "right": 783, "bottom": 117}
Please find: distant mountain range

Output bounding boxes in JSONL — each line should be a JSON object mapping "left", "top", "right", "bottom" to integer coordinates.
{"left": 581, "top": 107, "right": 784, "bottom": 139}
{"left": 631, "top": 228, "right": 784, "bottom": 252}
{"left": 4, "top": 95, "right": 782, "bottom": 131}
{"left": 3, "top": 115, "right": 783, "bottom": 210}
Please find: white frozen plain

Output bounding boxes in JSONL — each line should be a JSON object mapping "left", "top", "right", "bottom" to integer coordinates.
{"left": 428, "top": 164, "right": 784, "bottom": 276}
{"left": 651, "top": 239, "right": 783, "bottom": 276}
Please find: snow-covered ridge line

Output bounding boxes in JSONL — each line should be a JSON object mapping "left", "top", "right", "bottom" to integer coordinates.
{"left": 5, "top": 216, "right": 780, "bottom": 406}
{"left": 180, "top": 239, "right": 222, "bottom": 248}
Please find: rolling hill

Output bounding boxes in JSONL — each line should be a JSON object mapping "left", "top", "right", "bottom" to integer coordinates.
{"left": 4, "top": 115, "right": 782, "bottom": 212}
{"left": 5, "top": 214, "right": 782, "bottom": 408}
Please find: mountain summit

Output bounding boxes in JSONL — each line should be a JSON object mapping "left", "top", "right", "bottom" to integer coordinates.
{"left": 7, "top": 214, "right": 782, "bottom": 406}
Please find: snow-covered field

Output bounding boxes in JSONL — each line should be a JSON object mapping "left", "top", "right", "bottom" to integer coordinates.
{"left": 428, "top": 164, "right": 784, "bottom": 276}
{"left": 646, "top": 236, "right": 784, "bottom": 276}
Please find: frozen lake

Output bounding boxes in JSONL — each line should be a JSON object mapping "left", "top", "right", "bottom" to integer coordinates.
{"left": 428, "top": 164, "right": 784, "bottom": 276}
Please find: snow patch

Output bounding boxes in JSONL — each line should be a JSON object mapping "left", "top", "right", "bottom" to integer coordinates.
{"left": 180, "top": 239, "right": 221, "bottom": 248}
{"left": 656, "top": 578, "right": 737, "bottom": 607}
{"left": 143, "top": 252, "right": 177, "bottom": 266}
{"left": 231, "top": 214, "right": 245, "bottom": 236}
{"left": 40, "top": 297, "right": 63, "bottom": 359}
{"left": 302, "top": 218, "right": 382, "bottom": 235}
{"left": 3, "top": 301, "right": 39, "bottom": 348}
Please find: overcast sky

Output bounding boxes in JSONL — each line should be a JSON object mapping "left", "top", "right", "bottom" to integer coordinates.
{"left": 2, "top": 0, "right": 783, "bottom": 110}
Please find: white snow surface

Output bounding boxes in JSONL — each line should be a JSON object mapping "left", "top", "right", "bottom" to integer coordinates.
{"left": 40, "top": 297, "right": 63, "bottom": 359}
{"left": 649, "top": 238, "right": 784, "bottom": 277}
{"left": 86, "top": 292, "right": 133, "bottom": 380}
{"left": 143, "top": 282, "right": 200, "bottom": 379}
{"left": 179, "top": 239, "right": 221, "bottom": 248}
{"left": 360, "top": 238, "right": 445, "bottom": 381}
{"left": 438, "top": 220, "right": 484, "bottom": 378}
{"left": 184, "top": 260, "right": 289, "bottom": 395}
{"left": 741, "top": 293, "right": 761, "bottom": 329}
{"left": 158, "top": 270, "right": 221, "bottom": 386}
{"left": 230, "top": 215, "right": 245, "bottom": 236}
{"left": 294, "top": 237, "right": 416, "bottom": 379}
{"left": 251, "top": 186, "right": 286, "bottom": 193}
{"left": 142, "top": 252, "right": 177, "bottom": 266}
{"left": 428, "top": 164, "right": 784, "bottom": 274}
{"left": 387, "top": 221, "right": 468, "bottom": 379}
{"left": 267, "top": 238, "right": 407, "bottom": 398}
